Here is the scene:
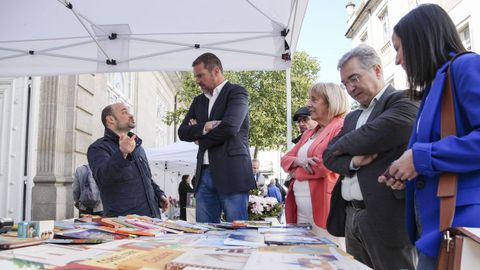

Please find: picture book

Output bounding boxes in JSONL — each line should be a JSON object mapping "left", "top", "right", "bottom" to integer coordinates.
{"left": 263, "top": 233, "right": 336, "bottom": 246}
{"left": 0, "top": 237, "right": 43, "bottom": 249}
{"left": 55, "top": 228, "right": 129, "bottom": 241}
{"left": 4, "top": 244, "right": 109, "bottom": 266}
{"left": 77, "top": 248, "right": 148, "bottom": 269}
{"left": 166, "top": 249, "right": 250, "bottom": 270}
{"left": 117, "top": 247, "right": 183, "bottom": 270}
{"left": 242, "top": 251, "right": 350, "bottom": 270}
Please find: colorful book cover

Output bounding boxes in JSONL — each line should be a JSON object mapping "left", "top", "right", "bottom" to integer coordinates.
{"left": 3, "top": 244, "right": 108, "bottom": 266}
{"left": 117, "top": 247, "right": 183, "bottom": 270}
{"left": 55, "top": 228, "right": 129, "bottom": 241}
{"left": 162, "top": 220, "right": 205, "bottom": 234}
{"left": 0, "top": 237, "right": 43, "bottom": 249}
{"left": 77, "top": 248, "right": 148, "bottom": 269}
{"left": 224, "top": 233, "right": 266, "bottom": 248}
{"left": 257, "top": 227, "right": 310, "bottom": 235}
{"left": 232, "top": 220, "right": 271, "bottom": 228}
{"left": 166, "top": 249, "right": 250, "bottom": 270}
{"left": 116, "top": 228, "right": 165, "bottom": 237}
{"left": 242, "top": 251, "right": 348, "bottom": 270}
{"left": 172, "top": 220, "right": 209, "bottom": 232}
{"left": 263, "top": 234, "right": 336, "bottom": 246}
{"left": 98, "top": 218, "right": 125, "bottom": 228}
{"left": 0, "top": 257, "right": 48, "bottom": 270}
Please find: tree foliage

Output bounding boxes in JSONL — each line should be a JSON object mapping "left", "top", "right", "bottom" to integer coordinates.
{"left": 164, "top": 51, "right": 321, "bottom": 154}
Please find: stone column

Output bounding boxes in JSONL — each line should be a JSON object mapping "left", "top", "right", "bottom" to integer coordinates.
{"left": 31, "top": 75, "right": 76, "bottom": 220}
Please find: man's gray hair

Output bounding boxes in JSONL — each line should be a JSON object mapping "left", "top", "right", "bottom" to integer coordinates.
{"left": 337, "top": 44, "right": 382, "bottom": 71}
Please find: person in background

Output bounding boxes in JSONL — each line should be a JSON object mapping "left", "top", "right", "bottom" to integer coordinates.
{"left": 267, "top": 178, "right": 283, "bottom": 203}
{"left": 73, "top": 164, "right": 103, "bottom": 216}
{"left": 88, "top": 103, "right": 169, "bottom": 218}
{"left": 178, "top": 175, "right": 194, "bottom": 221}
{"left": 379, "top": 4, "right": 480, "bottom": 269}
{"left": 292, "top": 106, "right": 317, "bottom": 144}
{"left": 274, "top": 178, "right": 287, "bottom": 202}
{"left": 281, "top": 82, "right": 349, "bottom": 239}
{"left": 252, "top": 159, "right": 267, "bottom": 195}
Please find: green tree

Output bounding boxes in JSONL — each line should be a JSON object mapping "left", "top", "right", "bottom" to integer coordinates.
{"left": 164, "top": 51, "right": 320, "bottom": 157}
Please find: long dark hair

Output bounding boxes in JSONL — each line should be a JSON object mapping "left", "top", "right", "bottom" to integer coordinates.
{"left": 393, "top": 4, "right": 466, "bottom": 99}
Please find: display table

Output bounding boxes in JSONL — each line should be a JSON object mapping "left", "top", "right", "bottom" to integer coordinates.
{"left": 0, "top": 217, "right": 370, "bottom": 269}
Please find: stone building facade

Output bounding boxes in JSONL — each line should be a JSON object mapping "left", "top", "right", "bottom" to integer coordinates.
{"left": 0, "top": 72, "right": 181, "bottom": 221}
{"left": 344, "top": 0, "right": 478, "bottom": 89}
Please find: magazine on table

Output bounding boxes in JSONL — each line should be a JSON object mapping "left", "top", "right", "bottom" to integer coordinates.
{"left": 55, "top": 228, "right": 130, "bottom": 241}
{"left": 1, "top": 244, "right": 109, "bottom": 266}
{"left": 243, "top": 249, "right": 369, "bottom": 270}
{"left": 263, "top": 233, "right": 336, "bottom": 246}
{"left": 166, "top": 249, "right": 250, "bottom": 270}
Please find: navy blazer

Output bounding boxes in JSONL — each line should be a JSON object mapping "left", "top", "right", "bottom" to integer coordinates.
{"left": 407, "top": 53, "right": 480, "bottom": 258}
{"left": 87, "top": 128, "right": 165, "bottom": 218}
{"left": 178, "top": 81, "right": 256, "bottom": 194}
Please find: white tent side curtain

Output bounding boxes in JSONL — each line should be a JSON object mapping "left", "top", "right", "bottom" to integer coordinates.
{"left": 0, "top": 0, "right": 309, "bottom": 77}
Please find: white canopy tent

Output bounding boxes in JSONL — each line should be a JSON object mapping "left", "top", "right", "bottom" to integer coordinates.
{"left": 145, "top": 141, "right": 198, "bottom": 204}
{"left": 1, "top": 0, "right": 309, "bottom": 150}
{"left": 0, "top": 0, "right": 308, "bottom": 76}
{"left": 145, "top": 141, "right": 198, "bottom": 176}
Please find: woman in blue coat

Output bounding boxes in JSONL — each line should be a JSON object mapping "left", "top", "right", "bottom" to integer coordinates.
{"left": 378, "top": 4, "right": 480, "bottom": 269}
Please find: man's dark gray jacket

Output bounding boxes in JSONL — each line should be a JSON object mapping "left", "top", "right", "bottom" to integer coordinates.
{"left": 88, "top": 128, "right": 165, "bottom": 217}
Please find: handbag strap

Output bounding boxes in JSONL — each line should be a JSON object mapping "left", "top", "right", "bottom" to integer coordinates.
{"left": 437, "top": 51, "right": 472, "bottom": 231}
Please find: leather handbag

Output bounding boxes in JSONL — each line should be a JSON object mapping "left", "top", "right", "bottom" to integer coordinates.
{"left": 436, "top": 52, "right": 480, "bottom": 270}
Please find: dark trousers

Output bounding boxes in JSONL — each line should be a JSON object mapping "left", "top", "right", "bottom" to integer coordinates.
{"left": 345, "top": 205, "right": 416, "bottom": 270}
{"left": 79, "top": 208, "right": 103, "bottom": 216}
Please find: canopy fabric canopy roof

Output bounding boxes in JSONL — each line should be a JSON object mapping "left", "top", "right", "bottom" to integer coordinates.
{"left": 0, "top": 0, "right": 309, "bottom": 77}
{"left": 145, "top": 141, "right": 198, "bottom": 175}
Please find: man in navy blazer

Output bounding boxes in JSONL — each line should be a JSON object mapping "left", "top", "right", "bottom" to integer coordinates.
{"left": 178, "top": 53, "right": 256, "bottom": 223}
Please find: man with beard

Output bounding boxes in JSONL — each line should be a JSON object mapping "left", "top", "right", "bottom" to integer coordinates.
{"left": 87, "top": 103, "right": 169, "bottom": 217}
{"left": 178, "top": 52, "right": 256, "bottom": 223}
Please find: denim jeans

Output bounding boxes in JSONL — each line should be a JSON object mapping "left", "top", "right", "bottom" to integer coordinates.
{"left": 195, "top": 168, "right": 248, "bottom": 223}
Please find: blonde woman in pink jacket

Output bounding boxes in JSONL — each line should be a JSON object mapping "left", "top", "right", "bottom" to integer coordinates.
{"left": 281, "top": 82, "right": 349, "bottom": 239}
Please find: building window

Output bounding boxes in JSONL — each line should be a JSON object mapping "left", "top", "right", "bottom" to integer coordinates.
{"left": 106, "top": 73, "right": 135, "bottom": 108}
{"left": 360, "top": 31, "right": 368, "bottom": 43}
{"left": 379, "top": 8, "right": 390, "bottom": 44}
{"left": 458, "top": 24, "right": 471, "bottom": 50}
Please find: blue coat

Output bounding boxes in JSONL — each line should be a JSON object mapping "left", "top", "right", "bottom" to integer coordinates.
{"left": 267, "top": 184, "right": 283, "bottom": 203}
{"left": 407, "top": 53, "right": 480, "bottom": 258}
{"left": 87, "top": 128, "right": 165, "bottom": 218}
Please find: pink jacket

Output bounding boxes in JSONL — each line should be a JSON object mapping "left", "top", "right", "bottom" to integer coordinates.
{"left": 281, "top": 117, "right": 343, "bottom": 228}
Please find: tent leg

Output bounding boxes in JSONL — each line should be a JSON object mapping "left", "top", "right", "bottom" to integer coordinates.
{"left": 286, "top": 68, "right": 292, "bottom": 150}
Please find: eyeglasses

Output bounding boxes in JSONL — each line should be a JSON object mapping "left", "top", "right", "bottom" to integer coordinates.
{"left": 342, "top": 74, "right": 362, "bottom": 89}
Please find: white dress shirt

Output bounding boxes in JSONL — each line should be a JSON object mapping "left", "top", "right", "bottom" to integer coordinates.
{"left": 203, "top": 80, "right": 228, "bottom": 165}
{"left": 341, "top": 85, "right": 389, "bottom": 201}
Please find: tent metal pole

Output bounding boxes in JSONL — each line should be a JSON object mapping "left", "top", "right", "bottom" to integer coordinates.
{"left": 286, "top": 68, "right": 292, "bottom": 150}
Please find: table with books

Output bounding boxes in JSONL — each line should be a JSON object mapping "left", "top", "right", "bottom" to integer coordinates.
{"left": 0, "top": 215, "right": 371, "bottom": 269}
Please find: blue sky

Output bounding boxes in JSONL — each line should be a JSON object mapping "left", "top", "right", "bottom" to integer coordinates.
{"left": 296, "top": 1, "right": 352, "bottom": 84}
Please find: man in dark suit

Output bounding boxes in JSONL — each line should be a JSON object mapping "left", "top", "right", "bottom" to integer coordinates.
{"left": 178, "top": 53, "right": 256, "bottom": 223}
{"left": 323, "top": 45, "right": 417, "bottom": 269}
